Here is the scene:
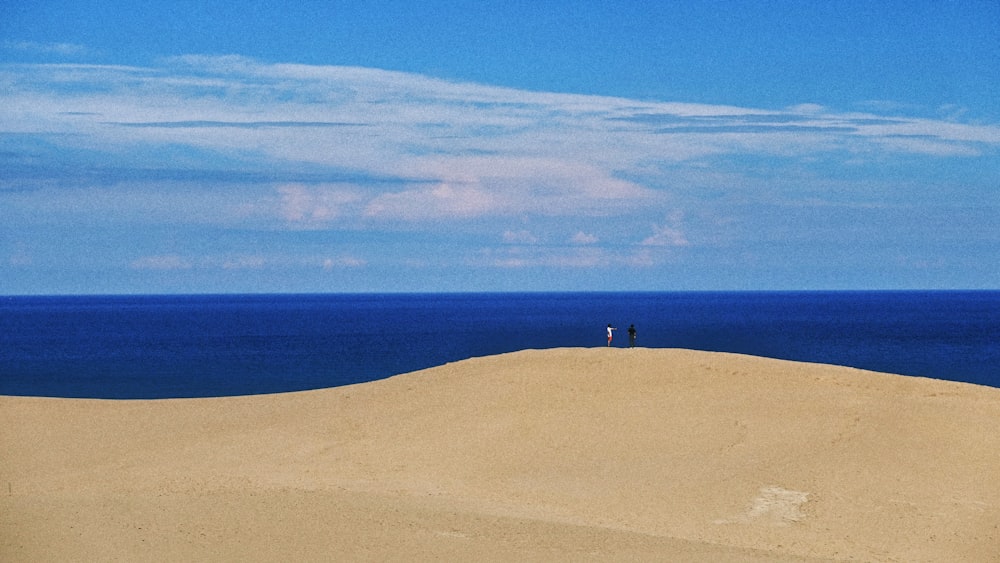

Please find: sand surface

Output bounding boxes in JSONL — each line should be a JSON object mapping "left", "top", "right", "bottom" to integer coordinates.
{"left": 2, "top": 348, "right": 999, "bottom": 561}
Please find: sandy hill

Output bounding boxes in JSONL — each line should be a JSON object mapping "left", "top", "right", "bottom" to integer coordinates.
{"left": 2, "top": 348, "right": 998, "bottom": 561}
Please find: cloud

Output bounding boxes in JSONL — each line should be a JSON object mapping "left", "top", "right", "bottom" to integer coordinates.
{"left": 5, "top": 57, "right": 996, "bottom": 194}
{"left": 221, "top": 256, "right": 266, "bottom": 270}
{"left": 365, "top": 180, "right": 498, "bottom": 220}
{"left": 503, "top": 230, "right": 538, "bottom": 244}
{"left": 786, "top": 103, "right": 826, "bottom": 115}
{"left": 871, "top": 136, "right": 984, "bottom": 157}
{"left": 4, "top": 40, "right": 90, "bottom": 57}
{"left": 362, "top": 156, "right": 655, "bottom": 221}
{"left": 130, "top": 252, "right": 367, "bottom": 273}
{"left": 322, "top": 256, "right": 366, "bottom": 270}
{"left": 110, "top": 121, "right": 366, "bottom": 129}
{"left": 130, "top": 254, "right": 193, "bottom": 271}
{"left": 278, "top": 184, "right": 363, "bottom": 228}
{"left": 570, "top": 231, "right": 598, "bottom": 244}
{"left": 642, "top": 213, "right": 689, "bottom": 247}
{"left": 642, "top": 226, "right": 688, "bottom": 247}
{"left": 2, "top": 55, "right": 997, "bottom": 292}
{"left": 483, "top": 246, "right": 610, "bottom": 268}
{"left": 7, "top": 244, "right": 33, "bottom": 267}
{"left": 480, "top": 245, "right": 661, "bottom": 269}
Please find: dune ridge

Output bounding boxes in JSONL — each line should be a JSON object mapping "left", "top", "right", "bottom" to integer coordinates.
{"left": 2, "top": 348, "right": 998, "bottom": 561}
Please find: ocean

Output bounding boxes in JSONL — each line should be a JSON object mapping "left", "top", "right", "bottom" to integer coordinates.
{"left": 1, "top": 291, "right": 998, "bottom": 399}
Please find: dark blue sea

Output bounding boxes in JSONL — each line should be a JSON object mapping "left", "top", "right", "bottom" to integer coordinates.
{"left": 1, "top": 292, "right": 998, "bottom": 399}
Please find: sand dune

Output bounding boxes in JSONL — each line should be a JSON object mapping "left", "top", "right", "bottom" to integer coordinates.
{"left": 2, "top": 348, "right": 998, "bottom": 561}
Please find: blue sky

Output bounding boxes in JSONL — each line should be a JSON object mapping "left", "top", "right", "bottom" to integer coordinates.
{"left": 2, "top": 1, "right": 998, "bottom": 293}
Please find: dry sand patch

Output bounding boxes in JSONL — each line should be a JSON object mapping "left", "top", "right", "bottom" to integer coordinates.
{"left": 2, "top": 348, "right": 998, "bottom": 561}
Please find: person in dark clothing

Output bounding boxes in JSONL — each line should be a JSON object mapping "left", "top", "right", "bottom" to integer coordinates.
{"left": 627, "top": 324, "right": 637, "bottom": 348}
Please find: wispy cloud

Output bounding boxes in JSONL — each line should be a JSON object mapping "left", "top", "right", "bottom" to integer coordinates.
{"left": 4, "top": 56, "right": 996, "bottom": 184}
{"left": 277, "top": 184, "right": 365, "bottom": 229}
{"left": 131, "top": 254, "right": 193, "bottom": 271}
{"left": 503, "top": 230, "right": 539, "bottom": 244}
{"left": 110, "top": 121, "right": 367, "bottom": 129}
{"left": 4, "top": 40, "right": 92, "bottom": 57}
{"left": 2, "top": 55, "right": 998, "bottom": 289}
{"left": 479, "top": 245, "right": 657, "bottom": 269}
